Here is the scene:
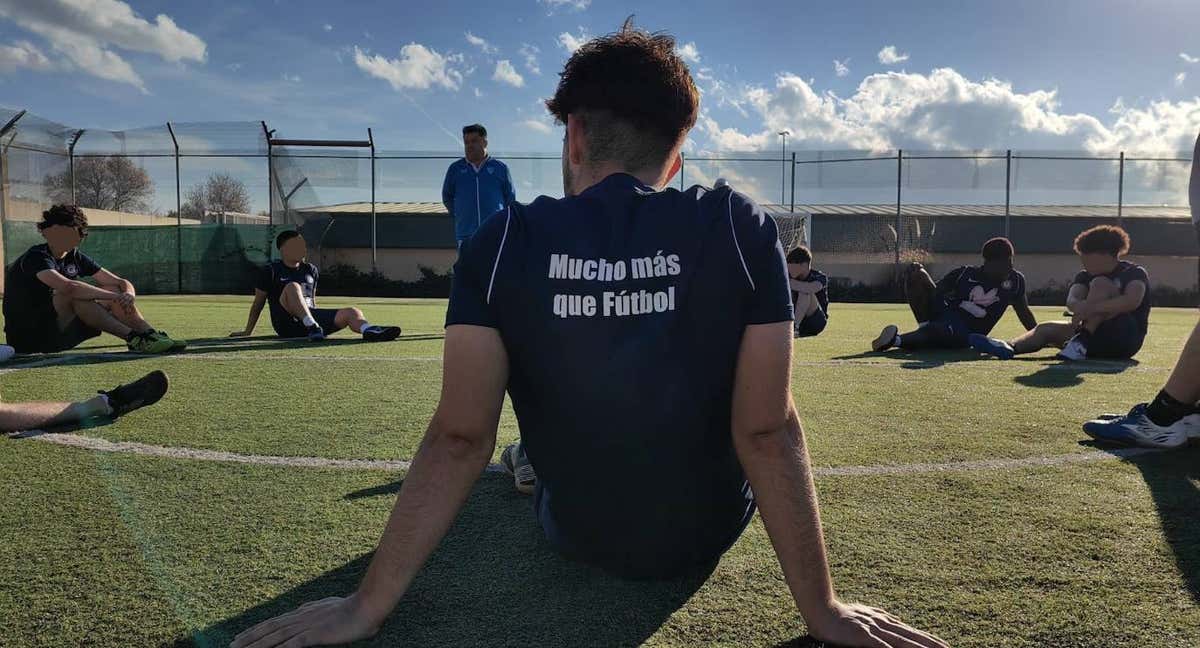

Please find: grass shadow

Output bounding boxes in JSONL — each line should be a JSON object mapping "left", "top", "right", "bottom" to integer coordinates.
{"left": 831, "top": 348, "right": 983, "bottom": 370}
{"left": 1085, "top": 443, "right": 1200, "bottom": 605}
{"left": 180, "top": 472, "right": 715, "bottom": 647}
{"left": 1012, "top": 358, "right": 1139, "bottom": 389}
{"left": 3, "top": 337, "right": 378, "bottom": 371}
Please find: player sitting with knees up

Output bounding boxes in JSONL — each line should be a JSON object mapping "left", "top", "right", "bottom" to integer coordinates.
{"left": 872, "top": 237, "right": 1037, "bottom": 353}
{"left": 234, "top": 21, "right": 946, "bottom": 648}
{"left": 3, "top": 204, "right": 184, "bottom": 355}
{"left": 230, "top": 230, "right": 402, "bottom": 342}
{"left": 786, "top": 246, "right": 829, "bottom": 338}
{"left": 970, "top": 225, "right": 1149, "bottom": 362}
{"left": 0, "top": 370, "right": 168, "bottom": 434}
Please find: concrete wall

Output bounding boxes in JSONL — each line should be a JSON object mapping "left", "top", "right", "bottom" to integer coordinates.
{"left": 319, "top": 247, "right": 457, "bottom": 282}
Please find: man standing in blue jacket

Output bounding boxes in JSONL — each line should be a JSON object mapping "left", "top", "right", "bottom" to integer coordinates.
{"left": 442, "top": 124, "right": 516, "bottom": 248}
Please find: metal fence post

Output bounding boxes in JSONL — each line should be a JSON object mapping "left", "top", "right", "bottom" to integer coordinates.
{"left": 1004, "top": 149, "right": 1012, "bottom": 238}
{"left": 0, "top": 110, "right": 24, "bottom": 233}
{"left": 679, "top": 151, "right": 685, "bottom": 191}
{"left": 167, "top": 122, "right": 182, "bottom": 292}
{"left": 67, "top": 129, "right": 84, "bottom": 205}
{"left": 262, "top": 121, "right": 273, "bottom": 225}
{"left": 789, "top": 151, "right": 796, "bottom": 213}
{"left": 1117, "top": 151, "right": 1125, "bottom": 227}
{"left": 369, "top": 127, "right": 377, "bottom": 272}
{"left": 895, "top": 149, "right": 903, "bottom": 267}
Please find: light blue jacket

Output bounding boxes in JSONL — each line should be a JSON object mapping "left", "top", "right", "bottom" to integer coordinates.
{"left": 442, "top": 157, "right": 516, "bottom": 241}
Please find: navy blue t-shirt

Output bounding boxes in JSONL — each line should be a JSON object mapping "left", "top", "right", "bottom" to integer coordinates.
{"left": 446, "top": 173, "right": 794, "bottom": 577}
{"left": 4, "top": 244, "right": 101, "bottom": 336}
{"left": 936, "top": 265, "right": 1026, "bottom": 335}
{"left": 792, "top": 268, "right": 829, "bottom": 315}
{"left": 255, "top": 260, "right": 319, "bottom": 329}
{"left": 1073, "top": 260, "right": 1151, "bottom": 335}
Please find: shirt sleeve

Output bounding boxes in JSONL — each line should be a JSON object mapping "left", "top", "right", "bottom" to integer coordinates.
{"left": 1072, "top": 270, "right": 1091, "bottom": 287}
{"left": 1121, "top": 265, "right": 1149, "bottom": 289}
{"left": 936, "top": 267, "right": 966, "bottom": 299}
{"left": 441, "top": 164, "right": 455, "bottom": 214}
{"left": 1013, "top": 271, "right": 1027, "bottom": 299}
{"left": 24, "top": 248, "right": 58, "bottom": 276}
{"left": 502, "top": 164, "right": 516, "bottom": 205}
{"left": 76, "top": 252, "right": 101, "bottom": 277}
{"left": 254, "top": 264, "right": 273, "bottom": 293}
{"left": 445, "top": 207, "right": 509, "bottom": 329}
{"left": 811, "top": 270, "right": 829, "bottom": 288}
{"left": 728, "top": 192, "right": 794, "bottom": 325}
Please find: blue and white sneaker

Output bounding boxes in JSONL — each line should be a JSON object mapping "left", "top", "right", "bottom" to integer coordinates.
{"left": 1082, "top": 403, "right": 1190, "bottom": 448}
{"left": 1057, "top": 334, "right": 1088, "bottom": 361}
{"left": 306, "top": 323, "right": 326, "bottom": 342}
{"left": 968, "top": 333, "right": 1014, "bottom": 360}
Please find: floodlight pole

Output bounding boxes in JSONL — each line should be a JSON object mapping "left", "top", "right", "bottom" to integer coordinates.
{"left": 67, "top": 129, "right": 84, "bottom": 205}
{"left": 167, "top": 122, "right": 182, "bottom": 292}
{"left": 1004, "top": 149, "right": 1012, "bottom": 238}
{"left": 789, "top": 151, "right": 796, "bottom": 213}
{"left": 895, "top": 149, "right": 903, "bottom": 267}
{"left": 778, "top": 130, "right": 790, "bottom": 207}
{"left": 262, "top": 121, "right": 273, "bottom": 225}
{"left": 1117, "top": 151, "right": 1125, "bottom": 228}
{"left": 369, "top": 127, "right": 377, "bottom": 272}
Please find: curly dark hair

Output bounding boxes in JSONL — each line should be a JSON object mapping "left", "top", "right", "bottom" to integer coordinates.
{"left": 981, "top": 237, "right": 1015, "bottom": 261}
{"left": 546, "top": 18, "right": 698, "bottom": 171}
{"left": 38, "top": 204, "right": 88, "bottom": 232}
{"left": 786, "top": 246, "right": 812, "bottom": 264}
{"left": 1073, "top": 225, "right": 1130, "bottom": 256}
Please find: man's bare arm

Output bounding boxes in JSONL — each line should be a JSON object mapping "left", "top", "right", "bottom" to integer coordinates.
{"left": 1083, "top": 280, "right": 1147, "bottom": 319}
{"left": 231, "top": 324, "right": 509, "bottom": 647}
{"left": 731, "top": 321, "right": 947, "bottom": 648}
{"left": 789, "top": 279, "right": 824, "bottom": 295}
{"left": 1014, "top": 295, "right": 1037, "bottom": 331}
{"left": 35, "top": 269, "right": 129, "bottom": 304}
{"left": 230, "top": 290, "right": 268, "bottom": 337}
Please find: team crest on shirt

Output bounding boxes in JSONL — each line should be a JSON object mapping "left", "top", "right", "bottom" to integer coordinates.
{"left": 486, "top": 167, "right": 494, "bottom": 175}
{"left": 968, "top": 285, "right": 1000, "bottom": 307}
{"left": 1001, "top": 279, "right": 1013, "bottom": 291}
{"left": 64, "top": 263, "right": 78, "bottom": 276}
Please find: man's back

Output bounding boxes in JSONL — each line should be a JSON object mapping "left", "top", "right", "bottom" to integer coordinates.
{"left": 447, "top": 173, "right": 792, "bottom": 576}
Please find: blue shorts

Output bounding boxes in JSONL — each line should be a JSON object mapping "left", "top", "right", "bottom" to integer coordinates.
{"left": 794, "top": 308, "right": 828, "bottom": 338}
{"left": 909, "top": 309, "right": 972, "bottom": 349}
{"left": 1086, "top": 314, "right": 1144, "bottom": 359}
{"left": 270, "top": 307, "right": 343, "bottom": 338}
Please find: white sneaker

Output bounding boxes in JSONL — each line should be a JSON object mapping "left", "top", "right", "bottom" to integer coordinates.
{"left": 1057, "top": 335, "right": 1088, "bottom": 361}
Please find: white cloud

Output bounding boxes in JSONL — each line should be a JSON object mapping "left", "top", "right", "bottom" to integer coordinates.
{"left": 558, "top": 28, "right": 591, "bottom": 53}
{"left": 696, "top": 67, "right": 1200, "bottom": 156}
{"left": 323, "top": 23, "right": 333, "bottom": 32}
{"left": 474, "top": 87, "right": 483, "bottom": 98}
{"left": 353, "top": 44, "right": 463, "bottom": 91}
{"left": 833, "top": 58, "right": 850, "bottom": 77}
{"left": 465, "top": 31, "right": 497, "bottom": 55}
{"left": 1181, "top": 52, "right": 1199, "bottom": 64}
{"left": 519, "top": 43, "right": 541, "bottom": 75}
{"left": 0, "top": 0, "right": 206, "bottom": 92}
{"left": 0, "top": 40, "right": 51, "bottom": 71}
{"left": 282, "top": 72, "right": 301, "bottom": 83}
{"left": 521, "top": 118, "right": 553, "bottom": 134}
{"left": 539, "top": 0, "right": 590, "bottom": 13}
{"left": 676, "top": 42, "right": 700, "bottom": 64}
{"left": 492, "top": 59, "right": 524, "bottom": 87}
{"left": 877, "top": 45, "right": 909, "bottom": 65}
{"left": 226, "top": 62, "right": 242, "bottom": 72}
{"left": 1175, "top": 72, "right": 1187, "bottom": 87}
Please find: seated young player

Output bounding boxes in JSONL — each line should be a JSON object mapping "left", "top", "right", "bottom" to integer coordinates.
{"left": 3, "top": 205, "right": 183, "bottom": 355}
{"left": 969, "top": 225, "right": 1149, "bottom": 361}
{"left": 0, "top": 370, "right": 168, "bottom": 433}
{"left": 230, "top": 230, "right": 402, "bottom": 342}
{"left": 871, "top": 237, "right": 1037, "bottom": 352}
{"left": 786, "top": 246, "right": 829, "bottom": 338}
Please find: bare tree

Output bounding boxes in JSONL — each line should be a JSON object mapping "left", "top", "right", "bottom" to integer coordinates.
{"left": 183, "top": 173, "right": 251, "bottom": 221}
{"left": 43, "top": 156, "right": 155, "bottom": 212}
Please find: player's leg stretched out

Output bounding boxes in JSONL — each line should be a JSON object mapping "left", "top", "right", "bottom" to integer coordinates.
{"left": 0, "top": 370, "right": 169, "bottom": 433}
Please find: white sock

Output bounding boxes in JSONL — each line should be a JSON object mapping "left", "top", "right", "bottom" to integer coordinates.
{"left": 359, "top": 321, "right": 372, "bottom": 334}
{"left": 917, "top": 321, "right": 928, "bottom": 328}
{"left": 93, "top": 394, "right": 113, "bottom": 417}
{"left": 301, "top": 315, "right": 316, "bottom": 327}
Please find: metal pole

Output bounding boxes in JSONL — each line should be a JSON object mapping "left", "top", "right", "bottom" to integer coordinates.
{"left": 1004, "top": 149, "right": 1011, "bottom": 238}
{"left": 1117, "top": 151, "right": 1125, "bottom": 227}
{"left": 167, "top": 122, "right": 182, "bottom": 292}
{"left": 679, "top": 151, "right": 685, "bottom": 191}
{"left": 789, "top": 151, "right": 796, "bottom": 213}
{"left": 369, "top": 127, "right": 377, "bottom": 272}
{"left": 262, "top": 121, "right": 273, "bottom": 224}
{"left": 0, "top": 110, "right": 23, "bottom": 225}
{"left": 779, "top": 131, "right": 788, "bottom": 207}
{"left": 895, "top": 149, "right": 902, "bottom": 267}
{"left": 68, "top": 129, "right": 84, "bottom": 205}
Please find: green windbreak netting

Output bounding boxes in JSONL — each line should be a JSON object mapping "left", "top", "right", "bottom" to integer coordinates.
{"left": 3, "top": 221, "right": 285, "bottom": 294}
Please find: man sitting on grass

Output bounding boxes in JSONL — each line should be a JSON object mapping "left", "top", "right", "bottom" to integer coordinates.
{"left": 3, "top": 204, "right": 184, "bottom": 355}
{"left": 230, "top": 230, "right": 402, "bottom": 342}
{"left": 0, "top": 370, "right": 168, "bottom": 433}
{"left": 234, "top": 22, "right": 946, "bottom": 648}
{"left": 787, "top": 246, "right": 829, "bottom": 339}
{"left": 970, "top": 225, "right": 1149, "bottom": 362}
{"left": 871, "top": 237, "right": 1037, "bottom": 353}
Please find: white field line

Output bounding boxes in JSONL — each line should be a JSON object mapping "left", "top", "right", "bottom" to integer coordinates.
{"left": 15, "top": 432, "right": 1163, "bottom": 477}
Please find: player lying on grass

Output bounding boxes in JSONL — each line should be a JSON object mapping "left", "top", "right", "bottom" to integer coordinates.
{"left": 969, "top": 225, "right": 1149, "bottom": 362}
{"left": 872, "top": 237, "right": 1037, "bottom": 353}
{"left": 787, "top": 246, "right": 829, "bottom": 339}
{"left": 2, "top": 205, "right": 184, "bottom": 355}
{"left": 233, "top": 21, "right": 947, "bottom": 648}
{"left": 0, "top": 370, "right": 168, "bottom": 433}
{"left": 230, "top": 230, "right": 402, "bottom": 343}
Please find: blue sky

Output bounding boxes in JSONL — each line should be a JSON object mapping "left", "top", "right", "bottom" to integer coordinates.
{"left": 1, "top": 0, "right": 1198, "bottom": 155}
